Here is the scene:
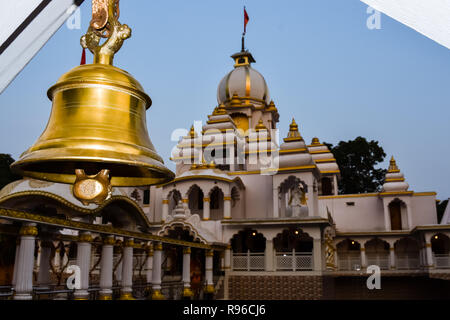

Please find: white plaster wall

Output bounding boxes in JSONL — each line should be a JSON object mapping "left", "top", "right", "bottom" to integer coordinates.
{"left": 410, "top": 195, "right": 438, "bottom": 226}
{"left": 320, "top": 196, "right": 385, "bottom": 232}
{"left": 238, "top": 174, "right": 273, "bottom": 219}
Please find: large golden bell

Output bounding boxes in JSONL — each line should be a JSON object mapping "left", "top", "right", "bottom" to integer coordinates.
{"left": 11, "top": 0, "right": 174, "bottom": 187}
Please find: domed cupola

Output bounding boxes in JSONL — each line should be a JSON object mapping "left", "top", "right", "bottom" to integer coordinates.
{"left": 217, "top": 50, "right": 270, "bottom": 106}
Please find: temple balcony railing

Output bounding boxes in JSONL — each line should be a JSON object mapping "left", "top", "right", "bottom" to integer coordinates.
{"left": 434, "top": 254, "right": 450, "bottom": 269}
{"left": 366, "top": 254, "right": 390, "bottom": 270}
{"left": 275, "top": 251, "right": 313, "bottom": 271}
{"left": 337, "top": 253, "right": 361, "bottom": 271}
{"left": 396, "top": 254, "right": 420, "bottom": 270}
{"left": 232, "top": 251, "right": 265, "bottom": 271}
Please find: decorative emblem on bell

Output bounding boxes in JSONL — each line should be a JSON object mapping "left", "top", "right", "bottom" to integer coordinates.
{"left": 11, "top": 0, "right": 174, "bottom": 190}
{"left": 73, "top": 169, "right": 112, "bottom": 205}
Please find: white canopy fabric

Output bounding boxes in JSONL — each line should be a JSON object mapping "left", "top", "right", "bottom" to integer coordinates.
{"left": 0, "top": 0, "right": 84, "bottom": 94}
{"left": 361, "top": 0, "right": 450, "bottom": 50}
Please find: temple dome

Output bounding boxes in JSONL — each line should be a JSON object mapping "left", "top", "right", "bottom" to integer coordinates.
{"left": 217, "top": 51, "right": 270, "bottom": 105}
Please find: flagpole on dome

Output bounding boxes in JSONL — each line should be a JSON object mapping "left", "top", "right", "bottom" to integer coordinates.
{"left": 242, "top": 6, "right": 249, "bottom": 52}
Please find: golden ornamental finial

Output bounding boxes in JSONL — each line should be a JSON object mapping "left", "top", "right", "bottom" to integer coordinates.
{"left": 267, "top": 100, "right": 277, "bottom": 111}
{"left": 311, "top": 137, "right": 320, "bottom": 145}
{"left": 81, "top": 0, "right": 131, "bottom": 65}
{"left": 255, "top": 119, "right": 267, "bottom": 131}
{"left": 230, "top": 93, "right": 241, "bottom": 107}
{"left": 388, "top": 156, "right": 400, "bottom": 173}
{"left": 284, "top": 118, "right": 302, "bottom": 141}
{"left": 189, "top": 125, "right": 196, "bottom": 138}
{"left": 213, "top": 104, "right": 227, "bottom": 116}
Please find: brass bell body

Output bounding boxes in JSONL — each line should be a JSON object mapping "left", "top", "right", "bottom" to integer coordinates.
{"left": 11, "top": 62, "right": 174, "bottom": 186}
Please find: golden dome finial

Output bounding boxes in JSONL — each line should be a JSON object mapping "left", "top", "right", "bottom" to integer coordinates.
{"left": 388, "top": 156, "right": 400, "bottom": 173}
{"left": 230, "top": 93, "right": 242, "bottom": 107}
{"left": 213, "top": 103, "right": 227, "bottom": 115}
{"left": 255, "top": 119, "right": 267, "bottom": 131}
{"left": 208, "top": 161, "right": 216, "bottom": 169}
{"left": 186, "top": 125, "right": 196, "bottom": 138}
{"left": 311, "top": 137, "right": 320, "bottom": 145}
{"left": 267, "top": 100, "right": 277, "bottom": 111}
{"left": 284, "top": 118, "right": 302, "bottom": 141}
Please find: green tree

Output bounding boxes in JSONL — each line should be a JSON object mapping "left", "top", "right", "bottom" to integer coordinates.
{"left": 324, "top": 137, "right": 386, "bottom": 194}
{"left": 0, "top": 154, "right": 21, "bottom": 190}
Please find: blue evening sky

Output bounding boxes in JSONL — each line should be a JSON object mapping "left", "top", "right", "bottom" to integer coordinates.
{"left": 1, "top": 0, "right": 449, "bottom": 200}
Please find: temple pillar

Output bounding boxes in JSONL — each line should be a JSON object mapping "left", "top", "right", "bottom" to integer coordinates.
{"left": 224, "top": 245, "right": 231, "bottom": 271}
{"left": 360, "top": 245, "right": 367, "bottom": 269}
{"left": 383, "top": 201, "right": 391, "bottom": 231}
{"left": 425, "top": 242, "right": 434, "bottom": 269}
{"left": 74, "top": 232, "right": 92, "bottom": 300}
{"left": 99, "top": 235, "right": 115, "bottom": 300}
{"left": 313, "top": 238, "right": 322, "bottom": 271}
{"left": 162, "top": 199, "right": 169, "bottom": 222}
{"left": 204, "top": 250, "right": 214, "bottom": 299}
{"left": 14, "top": 223, "right": 38, "bottom": 300}
{"left": 145, "top": 244, "right": 153, "bottom": 286}
{"left": 223, "top": 196, "right": 231, "bottom": 219}
{"left": 273, "top": 187, "right": 279, "bottom": 218}
{"left": 151, "top": 242, "right": 164, "bottom": 300}
{"left": 390, "top": 247, "right": 396, "bottom": 270}
{"left": 120, "top": 238, "right": 135, "bottom": 300}
{"left": 37, "top": 241, "right": 52, "bottom": 289}
{"left": 12, "top": 239, "right": 20, "bottom": 289}
{"left": 203, "top": 198, "right": 210, "bottom": 220}
{"left": 182, "top": 247, "right": 193, "bottom": 299}
{"left": 265, "top": 240, "right": 274, "bottom": 271}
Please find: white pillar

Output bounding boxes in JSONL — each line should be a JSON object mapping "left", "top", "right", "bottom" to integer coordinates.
{"left": 203, "top": 197, "right": 210, "bottom": 220}
{"left": 224, "top": 245, "right": 231, "bottom": 271}
{"left": 390, "top": 247, "right": 396, "bottom": 270}
{"left": 273, "top": 187, "right": 279, "bottom": 218}
{"left": 53, "top": 244, "right": 61, "bottom": 272}
{"left": 162, "top": 199, "right": 169, "bottom": 222}
{"left": 12, "top": 240, "right": 20, "bottom": 289}
{"left": 74, "top": 232, "right": 92, "bottom": 300}
{"left": 425, "top": 242, "right": 434, "bottom": 268}
{"left": 145, "top": 245, "right": 153, "bottom": 285}
{"left": 182, "top": 247, "right": 193, "bottom": 298}
{"left": 204, "top": 250, "right": 214, "bottom": 295}
{"left": 360, "top": 246, "right": 367, "bottom": 269}
{"left": 383, "top": 201, "right": 391, "bottom": 231}
{"left": 265, "top": 240, "right": 274, "bottom": 271}
{"left": 35, "top": 241, "right": 41, "bottom": 270}
{"left": 99, "top": 235, "right": 115, "bottom": 300}
{"left": 333, "top": 175, "right": 338, "bottom": 195}
{"left": 151, "top": 242, "right": 164, "bottom": 299}
{"left": 120, "top": 238, "right": 134, "bottom": 300}
{"left": 37, "top": 241, "right": 52, "bottom": 288}
{"left": 223, "top": 196, "right": 231, "bottom": 219}
{"left": 14, "top": 223, "right": 38, "bottom": 300}
{"left": 313, "top": 238, "right": 322, "bottom": 271}
{"left": 406, "top": 203, "right": 413, "bottom": 230}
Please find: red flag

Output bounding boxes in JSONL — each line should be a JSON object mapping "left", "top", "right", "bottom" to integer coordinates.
{"left": 244, "top": 7, "right": 249, "bottom": 33}
{"left": 80, "top": 47, "right": 86, "bottom": 65}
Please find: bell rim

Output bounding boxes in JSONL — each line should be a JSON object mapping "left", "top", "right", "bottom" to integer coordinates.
{"left": 11, "top": 157, "right": 175, "bottom": 187}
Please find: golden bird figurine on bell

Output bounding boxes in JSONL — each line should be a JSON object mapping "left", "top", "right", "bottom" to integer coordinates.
{"left": 11, "top": 0, "right": 174, "bottom": 204}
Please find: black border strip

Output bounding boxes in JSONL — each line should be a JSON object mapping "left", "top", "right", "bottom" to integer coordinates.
{"left": 0, "top": 0, "right": 83, "bottom": 56}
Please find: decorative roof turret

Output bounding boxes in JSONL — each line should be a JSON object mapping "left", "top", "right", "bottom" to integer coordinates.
{"left": 382, "top": 156, "right": 409, "bottom": 192}
{"left": 284, "top": 118, "right": 303, "bottom": 142}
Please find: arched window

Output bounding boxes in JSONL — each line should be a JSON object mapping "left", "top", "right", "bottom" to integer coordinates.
{"left": 389, "top": 200, "right": 403, "bottom": 230}
{"left": 188, "top": 185, "right": 204, "bottom": 211}
{"left": 321, "top": 177, "right": 333, "bottom": 196}
{"left": 210, "top": 188, "right": 222, "bottom": 210}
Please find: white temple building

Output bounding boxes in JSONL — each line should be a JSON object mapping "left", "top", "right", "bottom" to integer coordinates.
{"left": 138, "top": 46, "right": 450, "bottom": 299}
